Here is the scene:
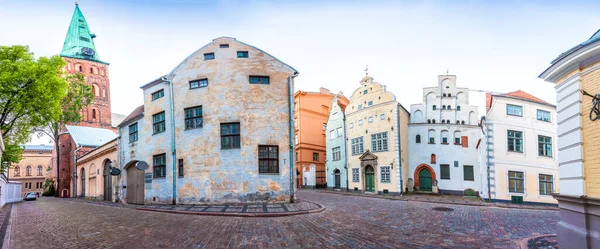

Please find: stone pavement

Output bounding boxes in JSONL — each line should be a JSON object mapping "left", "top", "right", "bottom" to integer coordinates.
{"left": 69, "top": 197, "right": 324, "bottom": 217}
{"left": 9, "top": 190, "right": 559, "bottom": 248}
{"left": 313, "top": 189, "right": 559, "bottom": 210}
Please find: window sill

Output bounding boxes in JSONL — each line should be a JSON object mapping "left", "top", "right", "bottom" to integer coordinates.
{"left": 454, "top": 143, "right": 461, "bottom": 145}
{"left": 184, "top": 127, "right": 203, "bottom": 131}
{"left": 441, "top": 142, "right": 449, "bottom": 145}
{"left": 537, "top": 119, "right": 551, "bottom": 123}
{"left": 508, "top": 191, "right": 525, "bottom": 195}
{"left": 221, "top": 147, "right": 241, "bottom": 150}
{"left": 538, "top": 155, "right": 553, "bottom": 158}
{"left": 506, "top": 114, "right": 523, "bottom": 117}
{"left": 464, "top": 179, "right": 475, "bottom": 181}
{"left": 153, "top": 177, "right": 166, "bottom": 179}
{"left": 189, "top": 86, "right": 208, "bottom": 90}
{"left": 152, "top": 132, "right": 165, "bottom": 136}
{"left": 428, "top": 142, "right": 435, "bottom": 144}
{"left": 507, "top": 150, "right": 524, "bottom": 154}
{"left": 258, "top": 173, "right": 280, "bottom": 175}
{"left": 440, "top": 178, "right": 450, "bottom": 180}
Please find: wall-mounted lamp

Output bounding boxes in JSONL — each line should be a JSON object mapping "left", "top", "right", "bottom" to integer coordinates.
{"left": 390, "top": 162, "right": 394, "bottom": 169}
{"left": 581, "top": 90, "right": 600, "bottom": 121}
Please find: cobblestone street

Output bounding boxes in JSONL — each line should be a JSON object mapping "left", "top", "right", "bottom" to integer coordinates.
{"left": 9, "top": 190, "right": 558, "bottom": 248}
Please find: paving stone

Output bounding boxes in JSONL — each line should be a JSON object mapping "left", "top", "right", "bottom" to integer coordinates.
{"left": 9, "top": 190, "right": 558, "bottom": 248}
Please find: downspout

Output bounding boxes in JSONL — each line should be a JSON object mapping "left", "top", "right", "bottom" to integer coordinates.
{"left": 115, "top": 129, "right": 121, "bottom": 203}
{"left": 483, "top": 116, "right": 492, "bottom": 202}
{"left": 396, "top": 104, "right": 403, "bottom": 195}
{"left": 162, "top": 76, "right": 177, "bottom": 205}
{"left": 288, "top": 74, "right": 298, "bottom": 202}
{"left": 343, "top": 106, "right": 349, "bottom": 192}
{"left": 73, "top": 145, "right": 82, "bottom": 197}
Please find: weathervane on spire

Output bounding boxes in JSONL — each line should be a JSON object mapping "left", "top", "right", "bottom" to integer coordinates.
{"left": 446, "top": 68, "right": 449, "bottom": 75}
{"left": 365, "top": 65, "right": 369, "bottom": 76}
{"left": 75, "top": 1, "right": 79, "bottom": 5}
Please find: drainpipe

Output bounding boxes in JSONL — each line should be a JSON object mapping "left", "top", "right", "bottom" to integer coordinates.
{"left": 343, "top": 106, "right": 349, "bottom": 192}
{"left": 396, "top": 104, "right": 403, "bottom": 195}
{"left": 483, "top": 116, "right": 492, "bottom": 202}
{"left": 162, "top": 76, "right": 177, "bottom": 205}
{"left": 115, "top": 129, "right": 121, "bottom": 203}
{"left": 288, "top": 74, "right": 298, "bottom": 202}
{"left": 73, "top": 146, "right": 82, "bottom": 197}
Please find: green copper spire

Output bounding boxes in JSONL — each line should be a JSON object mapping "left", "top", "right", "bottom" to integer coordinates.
{"left": 60, "top": 3, "right": 108, "bottom": 64}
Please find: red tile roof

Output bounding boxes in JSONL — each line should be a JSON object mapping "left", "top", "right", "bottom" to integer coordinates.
{"left": 503, "top": 90, "right": 549, "bottom": 104}
{"left": 118, "top": 105, "right": 144, "bottom": 127}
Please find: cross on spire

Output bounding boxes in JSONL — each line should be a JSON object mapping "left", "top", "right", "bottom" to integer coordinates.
{"left": 365, "top": 65, "right": 369, "bottom": 76}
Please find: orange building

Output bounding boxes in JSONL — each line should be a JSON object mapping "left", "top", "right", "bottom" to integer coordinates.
{"left": 294, "top": 88, "right": 349, "bottom": 188}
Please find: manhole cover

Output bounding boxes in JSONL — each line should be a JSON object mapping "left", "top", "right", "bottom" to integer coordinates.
{"left": 432, "top": 207, "right": 454, "bottom": 211}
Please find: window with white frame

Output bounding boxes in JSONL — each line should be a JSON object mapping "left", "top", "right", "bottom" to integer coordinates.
{"left": 336, "top": 127, "right": 343, "bottom": 138}
{"left": 380, "top": 166, "right": 390, "bottom": 183}
{"left": 371, "top": 132, "right": 388, "bottom": 152}
{"left": 332, "top": 147, "right": 341, "bottom": 161}
{"left": 368, "top": 116, "right": 373, "bottom": 123}
{"left": 380, "top": 114, "right": 386, "bottom": 120}
{"left": 509, "top": 171, "right": 524, "bottom": 193}
{"left": 329, "top": 130, "right": 335, "bottom": 140}
{"left": 352, "top": 168, "right": 359, "bottom": 182}
{"left": 351, "top": 137, "right": 364, "bottom": 155}
{"left": 358, "top": 120, "right": 363, "bottom": 126}
{"left": 539, "top": 174, "right": 553, "bottom": 195}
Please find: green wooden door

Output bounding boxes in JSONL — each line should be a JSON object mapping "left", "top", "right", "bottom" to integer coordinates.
{"left": 419, "top": 169, "right": 432, "bottom": 191}
{"left": 365, "top": 166, "right": 375, "bottom": 192}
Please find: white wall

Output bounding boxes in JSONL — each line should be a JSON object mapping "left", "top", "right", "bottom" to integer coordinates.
{"left": 486, "top": 94, "right": 559, "bottom": 203}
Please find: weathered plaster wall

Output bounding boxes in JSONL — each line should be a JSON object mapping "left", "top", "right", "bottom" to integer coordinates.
{"left": 117, "top": 114, "right": 146, "bottom": 204}
{"left": 123, "top": 37, "right": 296, "bottom": 204}
{"left": 581, "top": 61, "right": 600, "bottom": 198}
{"left": 346, "top": 76, "right": 403, "bottom": 194}
{"left": 76, "top": 140, "right": 117, "bottom": 201}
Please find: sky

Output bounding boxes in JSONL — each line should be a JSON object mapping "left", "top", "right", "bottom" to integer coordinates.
{"left": 1, "top": 0, "right": 599, "bottom": 145}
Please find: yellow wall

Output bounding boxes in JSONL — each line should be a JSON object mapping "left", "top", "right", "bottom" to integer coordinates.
{"left": 581, "top": 62, "right": 600, "bottom": 198}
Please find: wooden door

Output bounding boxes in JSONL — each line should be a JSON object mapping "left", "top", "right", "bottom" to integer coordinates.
{"left": 127, "top": 166, "right": 144, "bottom": 204}
{"left": 104, "top": 164, "right": 112, "bottom": 201}
{"left": 419, "top": 169, "right": 432, "bottom": 191}
{"left": 365, "top": 166, "right": 375, "bottom": 192}
{"left": 334, "top": 170, "right": 341, "bottom": 189}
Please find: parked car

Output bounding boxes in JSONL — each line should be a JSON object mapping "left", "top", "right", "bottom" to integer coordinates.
{"left": 24, "top": 192, "right": 37, "bottom": 201}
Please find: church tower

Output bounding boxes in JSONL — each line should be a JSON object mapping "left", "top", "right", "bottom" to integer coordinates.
{"left": 60, "top": 3, "right": 112, "bottom": 129}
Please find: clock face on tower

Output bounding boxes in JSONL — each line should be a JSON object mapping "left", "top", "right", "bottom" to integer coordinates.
{"left": 81, "top": 47, "right": 95, "bottom": 56}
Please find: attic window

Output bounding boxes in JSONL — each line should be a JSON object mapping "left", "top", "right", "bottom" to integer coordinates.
{"left": 79, "top": 37, "right": 90, "bottom": 42}
{"left": 219, "top": 44, "right": 229, "bottom": 48}
{"left": 78, "top": 19, "right": 84, "bottom": 23}
{"left": 237, "top": 51, "right": 249, "bottom": 58}
{"left": 204, "top": 53, "right": 215, "bottom": 60}
{"left": 79, "top": 26, "right": 86, "bottom": 29}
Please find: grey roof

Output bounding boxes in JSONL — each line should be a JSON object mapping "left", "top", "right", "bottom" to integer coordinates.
{"left": 22, "top": 145, "right": 53, "bottom": 151}
{"left": 65, "top": 125, "right": 117, "bottom": 147}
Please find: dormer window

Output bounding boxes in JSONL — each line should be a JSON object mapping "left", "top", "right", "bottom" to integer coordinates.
{"left": 204, "top": 53, "right": 215, "bottom": 60}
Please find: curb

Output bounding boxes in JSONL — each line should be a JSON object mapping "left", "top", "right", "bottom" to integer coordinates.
{"left": 311, "top": 190, "right": 558, "bottom": 211}
{"left": 135, "top": 199, "right": 325, "bottom": 217}
{"left": 69, "top": 198, "right": 326, "bottom": 217}
{"left": 518, "top": 234, "right": 557, "bottom": 249}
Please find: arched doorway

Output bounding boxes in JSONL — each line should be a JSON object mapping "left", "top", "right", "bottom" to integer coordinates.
{"left": 81, "top": 168, "right": 86, "bottom": 197}
{"left": 125, "top": 161, "right": 145, "bottom": 205}
{"left": 365, "top": 166, "right": 375, "bottom": 192}
{"left": 419, "top": 169, "right": 432, "bottom": 191}
{"left": 334, "top": 169, "right": 341, "bottom": 189}
{"left": 103, "top": 160, "right": 112, "bottom": 201}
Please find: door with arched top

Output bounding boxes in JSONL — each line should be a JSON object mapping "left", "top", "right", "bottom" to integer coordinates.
{"left": 419, "top": 169, "right": 432, "bottom": 191}
{"left": 103, "top": 160, "right": 112, "bottom": 201}
{"left": 81, "top": 168, "right": 86, "bottom": 197}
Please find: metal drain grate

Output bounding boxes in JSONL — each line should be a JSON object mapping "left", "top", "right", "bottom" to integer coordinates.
{"left": 432, "top": 207, "right": 454, "bottom": 212}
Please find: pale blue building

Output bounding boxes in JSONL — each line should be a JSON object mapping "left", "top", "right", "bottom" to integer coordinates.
{"left": 326, "top": 95, "right": 349, "bottom": 191}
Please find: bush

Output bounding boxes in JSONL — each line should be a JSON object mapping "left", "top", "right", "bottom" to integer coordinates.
{"left": 464, "top": 188, "right": 477, "bottom": 197}
{"left": 42, "top": 179, "right": 56, "bottom": 196}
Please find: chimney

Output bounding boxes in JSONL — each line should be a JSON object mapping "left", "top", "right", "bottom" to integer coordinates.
{"left": 319, "top": 87, "right": 330, "bottom": 94}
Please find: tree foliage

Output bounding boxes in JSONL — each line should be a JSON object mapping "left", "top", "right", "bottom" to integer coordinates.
{"left": 0, "top": 45, "right": 69, "bottom": 169}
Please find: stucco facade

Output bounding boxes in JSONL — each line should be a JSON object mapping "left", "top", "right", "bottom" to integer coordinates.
{"left": 484, "top": 91, "right": 559, "bottom": 204}
{"left": 408, "top": 75, "right": 485, "bottom": 196}
{"left": 539, "top": 29, "right": 600, "bottom": 248}
{"left": 294, "top": 88, "right": 348, "bottom": 188}
{"left": 8, "top": 145, "right": 53, "bottom": 197}
{"left": 119, "top": 37, "right": 297, "bottom": 204}
{"left": 325, "top": 95, "right": 350, "bottom": 191}
{"left": 75, "top": 139, "right": 118, "bottom": 201}
{"left": 345, "top": 76, "right": 409, "bottom": 195}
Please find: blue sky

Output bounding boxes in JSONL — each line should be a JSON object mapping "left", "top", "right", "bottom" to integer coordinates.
{"left": 1, "top": 0, "right": 599, "bottom": 144}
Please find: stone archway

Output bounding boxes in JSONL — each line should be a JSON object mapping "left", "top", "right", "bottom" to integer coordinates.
{"left": 414, "top": 164, "right": 436, "bottom": 191}
{"left": 359, "top": 150, "right": 378, "bottom": 193}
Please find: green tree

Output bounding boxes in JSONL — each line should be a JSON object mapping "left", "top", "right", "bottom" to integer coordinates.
{"left": 0, "top": 45, "right": 67, "bottom": 170}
